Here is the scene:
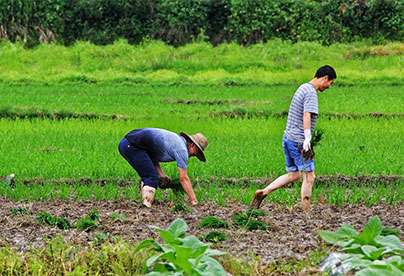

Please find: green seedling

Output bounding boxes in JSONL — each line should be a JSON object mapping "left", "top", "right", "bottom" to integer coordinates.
{"left": 199, "top": 216, "right": 229, "bottom": 229}
{"left": 87, "top": 209, "right": 100, "bottom": 221}
{"left": 36, "top": 211, "right": 71, "bottom": 230}
{"left": 171, "top": 199, "right": 191, "bottom": 213}
{"left": 11, "top": 207, "right": 28, "bottom": 216}
{"left": 246, "top": 209, "right": 266, "bottom": 217}
{"left": 75, "top": 209, "right": 100, "bottom": 231}
{"left": 109, "top": 212, "right": 127, "bottom": 223}
{"left": 232, "top": 211, "right": 267, "bottom": 231}
{"left": 93, "top": 231, "right": 110, "bottom": 246}
{"left": 204, "top": 231, "right": 227, "bottom": 243}
{"left": 75, "top": 217, "right": 98, "bottom": 231}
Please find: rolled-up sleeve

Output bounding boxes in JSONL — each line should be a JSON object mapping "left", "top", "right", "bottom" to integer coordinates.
{"left": 175, "top": 149, "right": 189, "bottom": 169}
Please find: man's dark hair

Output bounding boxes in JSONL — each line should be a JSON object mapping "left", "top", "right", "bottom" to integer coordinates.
{"left": 314, "top": 65, "right": 337, "bottom": 80}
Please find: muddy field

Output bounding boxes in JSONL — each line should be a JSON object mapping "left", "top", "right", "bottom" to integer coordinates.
{"left": 0, "top": 198, "right": 402, "bottom": 263}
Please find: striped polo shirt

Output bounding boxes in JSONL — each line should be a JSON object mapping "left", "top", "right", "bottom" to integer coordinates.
{"left": 284, "top": 83, "right": 318, "bottom": 143}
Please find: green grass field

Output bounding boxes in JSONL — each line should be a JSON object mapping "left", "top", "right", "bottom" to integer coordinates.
{"left": 0, "top": 40, "right": 403, "bottom": 275}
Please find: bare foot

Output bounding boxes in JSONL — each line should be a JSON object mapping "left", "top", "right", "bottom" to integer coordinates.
{"left": 302, "top": 197, "right": 311, "bottom": 213}
{"left": 251, "top": 190, "right": 267, "bottom": 209}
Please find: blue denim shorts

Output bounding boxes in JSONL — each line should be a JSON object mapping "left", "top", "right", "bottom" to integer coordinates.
{"left": 282, "top": 135, "right": 314, "bottom": 172}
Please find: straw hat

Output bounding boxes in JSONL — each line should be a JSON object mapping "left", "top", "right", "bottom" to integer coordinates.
{"left": 180, "top": 132, "right": 208, "bottom": 162}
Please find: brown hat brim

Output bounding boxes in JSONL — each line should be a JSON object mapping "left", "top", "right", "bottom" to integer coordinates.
{"left": 180, "top": 132, "right": 206, "bottom": 162}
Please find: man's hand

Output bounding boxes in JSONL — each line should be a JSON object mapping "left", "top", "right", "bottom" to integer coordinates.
{"left": 159, "top": 176, "right": 173, "bottom": 189}
{"left": 303, "top": 129, "right": 311, "bottom": 152}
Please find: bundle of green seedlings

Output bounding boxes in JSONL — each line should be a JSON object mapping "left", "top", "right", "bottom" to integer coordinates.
{"left": 135, "top": 218, "right": 228, "bottom": 275}
{"left": 319, "top": 216, "right": 403, "bottom": 275}
{"left": 303, "top": 129, "right": 324, "bottom": 160}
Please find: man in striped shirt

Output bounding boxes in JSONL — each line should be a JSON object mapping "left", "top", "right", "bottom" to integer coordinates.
{"left": 252, "top": 65, "right": 337, "bottom": 212}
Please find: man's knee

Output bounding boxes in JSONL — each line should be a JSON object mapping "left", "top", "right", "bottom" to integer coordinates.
{"left": 288, "top": 172, "right": 301, "bottom": 182}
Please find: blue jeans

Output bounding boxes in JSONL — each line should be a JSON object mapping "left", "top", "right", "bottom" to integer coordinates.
{"left": 282, "top": 136, "right": 314, "bottom": 172}
{"left": 118, "top": 138, "right": 159, "bottom": 188}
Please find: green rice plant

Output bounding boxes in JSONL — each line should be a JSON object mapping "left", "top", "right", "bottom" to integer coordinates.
{"left": 135, "top": 218, "right": 227, "bottom": 275}
{"left": 36, "top": 211, "right": 71, "bottom": 230}
{"left": 204, "top": 231, "right": 227, "bottom": 243}
{"left": 198, "top": 216, "right": 229, "bottom": 229}
{"left": 319, "top": 216, "right": 404, "bottom": 275}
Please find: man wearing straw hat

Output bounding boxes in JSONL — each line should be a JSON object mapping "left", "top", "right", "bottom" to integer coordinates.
{"left": 118, "top": 128, "right": 208, "bottom": 207}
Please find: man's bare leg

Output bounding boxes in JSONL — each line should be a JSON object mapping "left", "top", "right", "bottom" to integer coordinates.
{"left": 252, "top": 172, "right": 300, "bottom": 208}
{"left": 301, "top": 171, "right": 315, "bottom": 212}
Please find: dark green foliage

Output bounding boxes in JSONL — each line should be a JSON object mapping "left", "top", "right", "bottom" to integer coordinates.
{"left": 10, "top": 207, "right": 28, "bottom": 216}
{"left": 246, "top": 209, "right": 266, "bottom": 217}
{"left": 75, "top": 209, "right": 100, "bottom": 231}
{"left": 199, "top": 216, "right": 229, "bottom": 229}
{"left": 232, "top": 211, "right": 267, "bottom": 231}
{"left": 171, "top": 200, "right": 191, "bottom": 213}
{"left": 0, "top": 0, "right": 402, "bottom": 46}
{"left": 36, "top": 211, "right": 71, "bottom": 230}
{"left": 204, "top": 231, "right": 227, "bottom": 243}
{"left": 75, "top": 217, "right": 98, "bottom": 231}
{"left": 0, "top": 106, "right": 127, "bottom": 121}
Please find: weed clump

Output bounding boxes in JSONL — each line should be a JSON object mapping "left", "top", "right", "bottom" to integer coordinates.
{"left": 204, "top": 231, "right": 227, "bottom": 243}
{"left": 199, "top": 216, "right": 229, "bottom": 229}
{"left": 36, "top": 211, "right": 71, "bottom": 230}
{"left": 11, "top": 207, "right": 28, "bottom": 216}
{"left": 232, "top": 210, "right": 267, "bottom": 231}
{"left": 75, "top": 209, "right": 100, "bottom": 231}
{"left": 109, "top": 212, "right": 127, "bottom": 223}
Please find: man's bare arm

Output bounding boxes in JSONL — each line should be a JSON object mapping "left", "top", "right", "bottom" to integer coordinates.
{"left": 178, "top": 168, "right": 197, "bottom": 205}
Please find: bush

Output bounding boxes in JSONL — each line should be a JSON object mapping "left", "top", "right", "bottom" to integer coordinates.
{"left": 0, "top": 0, "right": 402, "bottom": 46}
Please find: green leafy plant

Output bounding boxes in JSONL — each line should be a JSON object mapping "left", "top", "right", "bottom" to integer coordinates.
{"left": 36, "top": 211, "right": 71, "bottom": 230}
{"left": 135, "top": 218, "right": 227, "bottom": 275}
{"left": 319, "top": 216, "right": 404, "bottom": 275}
{"left": 204, "top": 231, "right": 227, "bottom": 243}
{"left": 199, "top": 216, "right": 229, "bottom": 229}
{"left": 232, "top": 211, "right": 267, "bottom": 231}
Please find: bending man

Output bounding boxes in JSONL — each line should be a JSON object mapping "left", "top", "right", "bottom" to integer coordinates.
{"left": 118, "top": 128, "right": 208, "bottom": 207}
